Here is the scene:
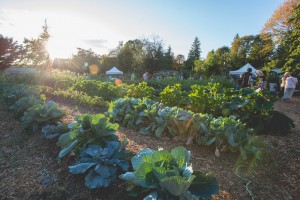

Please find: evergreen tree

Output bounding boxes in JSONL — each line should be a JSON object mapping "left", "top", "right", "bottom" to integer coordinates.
{"left": 0, "top": 35, "right": 22, "bottom": 70}
{"left": 20, "top": 20, "right": 50, "bottom": 68}
{"left": 185, "top": 37, "right": 201, "bottom": 71}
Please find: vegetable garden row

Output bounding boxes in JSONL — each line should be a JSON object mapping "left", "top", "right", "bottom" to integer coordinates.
{"left": 0, "top": 70, "right": 295, "bottom": 199}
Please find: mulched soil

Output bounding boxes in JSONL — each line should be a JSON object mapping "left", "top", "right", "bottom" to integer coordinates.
{"left": 0, "top": 96, "right": 299, "bottom": 200}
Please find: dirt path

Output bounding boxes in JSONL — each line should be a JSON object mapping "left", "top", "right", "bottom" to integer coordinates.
{"left": 0, "top": 97, "right": 299, "bottom": 200}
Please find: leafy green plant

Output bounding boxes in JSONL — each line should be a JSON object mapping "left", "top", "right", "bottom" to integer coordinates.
{"left": 159, "top": 84, "right": 189, "bottom": 107}
{"left": 71, "top": 80, "right": 122, "bottom": 101}
{"left": 56, "top": 114, "right": 119, "bottom": 159}
{"left": 119, "top": 147, "right": 219, "bottom": 199}
{"left": 51, "top": 89, "right": 107, "bottom": 107}
{"left": 41, "top": 122, "right": 70, "bottom": 139}
{"left": 20, "top": 100, "right": 65, "bottom": 133}
{"left": 9, "top": 95, "right": 43, "bottom": 117}
{"left": 68, "top": 141, "right": 133, "bottom": 189}
{"left": 125, "top": 82, "right": 155, "bottom": 99}
{"left": 189, "top": 83, "right": 232, "bottom": 116}
{"left": 223, "top": 88, "right": 277, "bottom": 133}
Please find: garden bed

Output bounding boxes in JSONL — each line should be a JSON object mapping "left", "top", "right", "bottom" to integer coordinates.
{"left": 0, "top": 96, "right": 299, "bottom": 200}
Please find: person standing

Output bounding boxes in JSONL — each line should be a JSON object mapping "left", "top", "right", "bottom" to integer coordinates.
{"left": 280, "top": 72, "right": 289, "bottom": 97}
{"left": 241, "top": 68, "right": 252, "bottom": 88}
{"left": 130, "top": 72, "right": 136, "bottom": 81}
{"left": 283, "top": 72, "right": 298, "bottom": 102}
{"left": 143, "top": 72, "right": 149, "bottom": 81}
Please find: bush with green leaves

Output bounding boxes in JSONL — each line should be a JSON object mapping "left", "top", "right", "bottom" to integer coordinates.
{"left": 56, "top": 114, "right": 119, "bottom": 159}
{"left": 20, "top": 100, "right": 65, "bottom": 133}
{"left": 125, "top": 82, "right": 155, "bottom": 99}
{"left": 119, "top": 146, "right": 219, "bottom": 199}
{"left": 69, "top": 141, "right": 133, "bottom": 189}
{"left": 223, "top": 88, "right": 280, "bottom": 134}
{"left": 71, "top": 80, "right": 122, "bottom": 101}
{"left": 50, "top": 89, "right": 107, "bottom": 108}
{"left": 189, "top": 82, "right": 232, "bottom": 116}
{"left": 159, "top": 83, "right": 189, "bottom": 107}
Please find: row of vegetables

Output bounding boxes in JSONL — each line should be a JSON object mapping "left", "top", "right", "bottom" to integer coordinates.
{"left": 0, "top": 82, "right": 219, "bottom": 199}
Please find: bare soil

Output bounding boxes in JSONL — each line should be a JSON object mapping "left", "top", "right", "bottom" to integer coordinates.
{"left": 0, "top": 97, "right": 299, "bottom": 200}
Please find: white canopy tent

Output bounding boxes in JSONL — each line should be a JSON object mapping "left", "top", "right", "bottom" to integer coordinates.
{"left": 105, "top": 66, "right": 123, "bottom": 75}
{"left": 229, "top": 63, "right": 256, "bottom": 76}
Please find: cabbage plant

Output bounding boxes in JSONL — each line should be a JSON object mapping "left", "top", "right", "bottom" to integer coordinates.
{"left": 56, "top": 114, "right": 119, "bottom": 159}
{"left": 120, "top": 147, "right": 219, "bottom": 199}
{"left": 20, "top": 100, "right": 65, "bottom": 133}
{"left": 69, "top": 141, "right": 133, "bottom": 189}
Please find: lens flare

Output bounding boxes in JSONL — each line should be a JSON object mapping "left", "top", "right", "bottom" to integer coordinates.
{"left": 115, "top": 78, "right": 123, "bottom": 86}
{"left": 89, "top": 64, "right": 99, "bottom": 75}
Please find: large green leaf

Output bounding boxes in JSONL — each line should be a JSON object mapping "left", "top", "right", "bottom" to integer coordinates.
{"left": 56, "top": 131, "right": 78, "bottom": 147}
{"left": 57, "top": 139, "right": 79, "bottom": 159}
{"left": 160, "top": 175, "right": 195, "bottom": 196}
{"left": 171, "top": 147, "right": 190, "bottom": 169}
{"left": 135, "top": 162, "right": 158, "bottom": 188}
{"left": 131, "top": 149, "right": 154, "bottom": 170}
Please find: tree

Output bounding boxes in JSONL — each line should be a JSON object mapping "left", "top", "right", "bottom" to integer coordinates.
{"left": 174, "top": 54, "right": 185, "bottom": 71}
{"left": 247, "top": 34, "right": 273, "bottom": 69}
{"left": 0, "top": 35, "right": 22, "bottom": 70}
{"left": 142, "top": 35, "right": 165, "bottom": 72}
{"left": 229, "top": 34, "right": 254, "bottom": 68}
{"left": 20, "top": 20, "right": 50, "bottom": 68}
{"left": 117, "top": 39, "right": 144, "bottom": 73}
{"left": 262, "top": 0, "right": 298, "bottom": 44}
{"left": 162, "top": 46, "right": 174, "bottom": 70}
{"left": 215, "top": 46, "right": 231, "bottom": 74}
{"left": 71, "top": 48, "right": 100, "bottom": 73}
{"left": 185, "top": 37, "right": 201, "bottom": 71}
{"left": 282, "top": 4, "right": 300, "bottom": 75}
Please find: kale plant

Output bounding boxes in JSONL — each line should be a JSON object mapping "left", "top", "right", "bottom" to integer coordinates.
{"left": 69, "top": 141, "right": 133, "bottom": 189}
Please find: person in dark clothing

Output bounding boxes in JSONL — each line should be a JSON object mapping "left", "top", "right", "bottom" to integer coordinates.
{"left": 241, "top": 68, "right": 252, "bottom": 88}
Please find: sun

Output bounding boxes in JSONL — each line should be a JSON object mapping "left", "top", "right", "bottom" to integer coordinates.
{"left": 46, "top": 36, "right": 74, "bottom": 59}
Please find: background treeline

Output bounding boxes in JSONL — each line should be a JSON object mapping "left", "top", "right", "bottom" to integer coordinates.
{"left": 0, "top": 0, "right": 299, "bottom": 76}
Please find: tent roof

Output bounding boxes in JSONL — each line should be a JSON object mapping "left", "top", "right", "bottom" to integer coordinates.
{"left": 229, "top": 63, "right": 256, "bottom": 75}
{"left": 105, "top": 66, "right": 123, "bottom": 75}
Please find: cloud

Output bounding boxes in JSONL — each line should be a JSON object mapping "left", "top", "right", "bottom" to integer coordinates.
{"left": 83, "top": 39, "right": 108, "bottom": 49}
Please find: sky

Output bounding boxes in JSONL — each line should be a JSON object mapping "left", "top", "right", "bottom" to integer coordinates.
{"left": 0, "top": 0, "right": 285, "bottom": 59}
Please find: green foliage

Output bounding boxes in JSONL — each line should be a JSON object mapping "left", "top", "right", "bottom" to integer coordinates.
{"left": 20, "top": 100, "right": 65, "bottom": 133}
{"left": 41, "top": 122, "right": 70, "bottom": 139}
{"left": 108, "top": 97, "right": 258, "bottom": 159}
{"left": 189, "top": 83, "right": 232, "bottom": 116}
{"left": 69, "top": 141, "right": 133, "bottom": 189}
{"left": 50, "top": 89, "right": 107, "bottom": 108}
{"left": 0, "top": 35, "right": 22, "bottom": 70}
{"left": 119, "top": 147, "right": 219, "bottom": 199}
{"left": 223, "top": 88, "right": 276, "bottom": 133}
{"left": 56, "top": 114, "right": 119, "bottom": 159}
{"left": 125, "top": 82, "right": 155, "bottom": 99}
{"left": 71, "top": 80, "right": 122, "bottom": 101}
{"left": 159, "top": 84, "right": 189, "bottom": 107}
{"left": 9, "top": 95, "right": 43, "bottom": 117}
